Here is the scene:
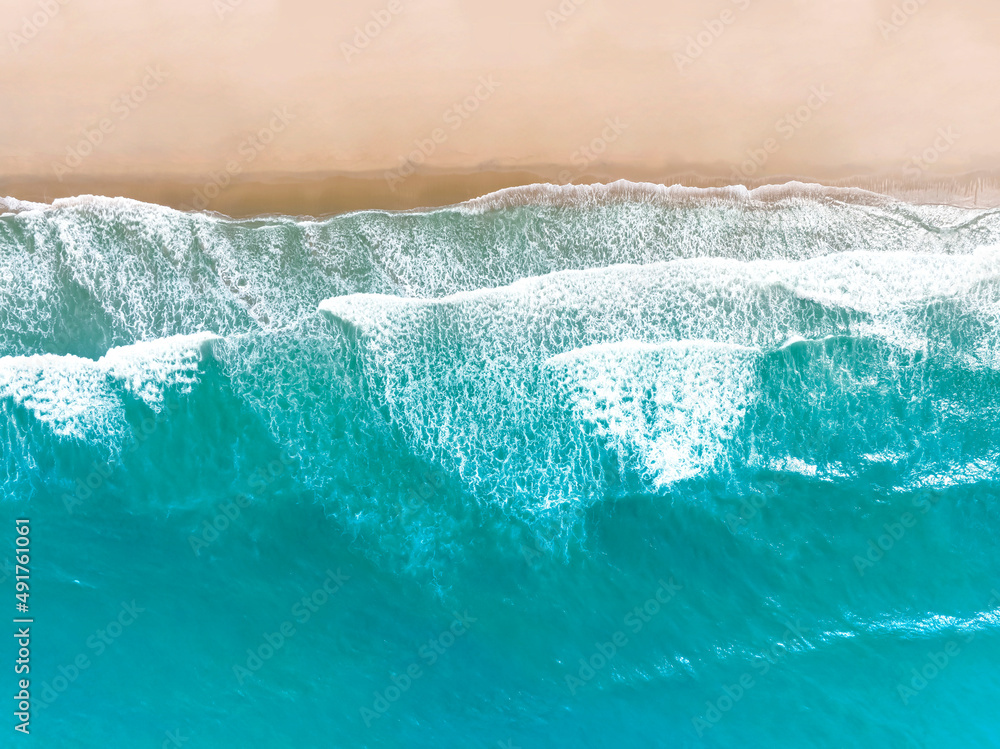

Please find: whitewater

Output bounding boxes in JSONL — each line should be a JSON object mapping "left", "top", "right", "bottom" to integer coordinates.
{"left": 1, "top": 181, "right": 998, "bottom": 747}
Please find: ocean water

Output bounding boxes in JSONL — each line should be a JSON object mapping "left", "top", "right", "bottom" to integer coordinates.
{"left": 1, "top": 181, "right": 999, "bottom": 748}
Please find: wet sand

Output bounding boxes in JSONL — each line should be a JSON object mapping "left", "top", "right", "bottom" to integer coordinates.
{"left": 5, "top": 171, "right": 1000, "bottom": 218}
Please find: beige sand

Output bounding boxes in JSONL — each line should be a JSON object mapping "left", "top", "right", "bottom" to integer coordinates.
{"left": 3, "top": 0, "right": 1000, "bottom": 213}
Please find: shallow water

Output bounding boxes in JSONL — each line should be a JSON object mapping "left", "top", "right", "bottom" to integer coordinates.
{"left": 2, "top": 183, "right": 999, "bottom": 747}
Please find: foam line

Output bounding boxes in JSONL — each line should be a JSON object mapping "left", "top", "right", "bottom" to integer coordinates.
{"left": 0, "top": 332, "right": 218, "bottom": 439}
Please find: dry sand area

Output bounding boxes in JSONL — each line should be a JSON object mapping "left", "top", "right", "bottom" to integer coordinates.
{"left": 3, "top": 0, "right": 1000, "bottom": 213}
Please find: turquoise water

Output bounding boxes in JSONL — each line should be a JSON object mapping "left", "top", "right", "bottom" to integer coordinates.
{"left": 1, "top": 182, "right": 999, "bottom": 747}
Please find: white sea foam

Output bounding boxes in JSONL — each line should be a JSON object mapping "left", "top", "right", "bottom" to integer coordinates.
{"left": 457, "top": 180, "right": 896, "bottom": 213}
{"left": 0, "top": 332, "right": 217, "bottom": 439}
{"left": 100, "top": 332, "right": 219, "bottom": 409}
{"left": 1, "top": 194, "right": 201, "bottom": 216}
{"left": 0, "top": 354, "right": 120, "bottom": 438}
{"left": 545, "top": 341, "right": 760, "bottom": 486}
{"left": 315, "top": 246, "right": 1000, "bottom": 505}
{"left": 4, "top": 185, "right": 999, "bottom": 362}
{"left": 787, "top": 247, "right": 1000, "bottom": 315}
{"left": 320, "top": 248, "right": 1000, "bottom": 354}
{"left": 0, "top": 196, "right": 52, "bottom": 214}
{"left": 319, "top": 294, "right": 420, "bottom": 336}
{"left": 3, "top": 181, "right": 890, "bottom": 218}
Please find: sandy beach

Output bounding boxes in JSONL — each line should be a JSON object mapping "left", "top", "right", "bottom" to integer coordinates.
{"left": 5, "top": 4, "right": 1000, "bottom": 746}
{"left": 3, "top": 0, "right": 1000, "bottom": 213}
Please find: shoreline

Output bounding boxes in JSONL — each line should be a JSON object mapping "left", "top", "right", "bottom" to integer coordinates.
{"left": 6, "top": 0, "right": 1000, "bottom": 217}
{"left": 4, "top": 170, "right": 1000, "bottom": 218}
